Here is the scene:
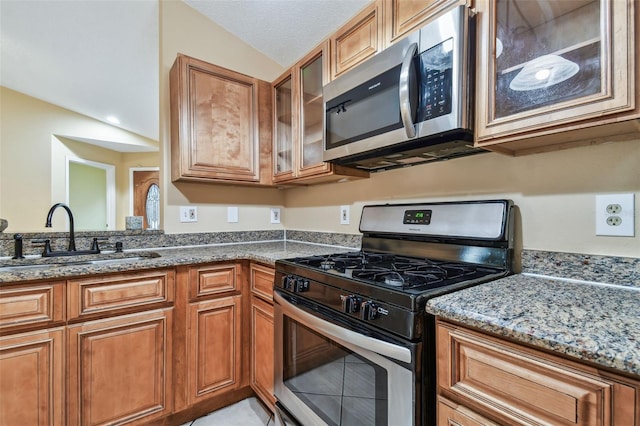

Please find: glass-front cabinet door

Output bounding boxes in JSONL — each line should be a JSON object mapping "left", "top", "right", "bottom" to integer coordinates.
{"left": 298, "top": 48, "right": 332, "bottom": 178}
{"left": 475, "top": 0, "right": 636, "bottom": 154}
{"left": 273, "top": 72, "right": 295, "bottom": 182}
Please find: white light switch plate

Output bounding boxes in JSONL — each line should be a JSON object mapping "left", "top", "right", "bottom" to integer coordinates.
{"left": 179, "top": 206, "right": 197, "bottom": 223}
{"left": 340, "top": 205, "right": 350, "bottom": 225}
{"left": 227, "top": 206, "right": 239, "bottom": 223}
{"left": 595, "top": 193, "right": 634, "bottom": 236}
{"left": 270, "top": 208, "right": 281, "bottom": 224}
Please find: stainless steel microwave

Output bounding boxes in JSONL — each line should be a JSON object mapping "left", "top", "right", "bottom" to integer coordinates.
{"left": 322, "top": 6, "right": 483, "bottom": 171}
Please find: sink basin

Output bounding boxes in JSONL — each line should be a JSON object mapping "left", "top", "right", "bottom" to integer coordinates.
{"left": 85, "top": 256, "right": 148, "bottom": 265}
{"left": 0, "top": 252, "right": 160, "bottom": 272}
{"left": 0, "top": 263, "right": 58, "bottom": 272}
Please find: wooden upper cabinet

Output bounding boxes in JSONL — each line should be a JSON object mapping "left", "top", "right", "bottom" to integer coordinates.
{"left": 474, "top": 0, "right": 639, "bottom": 155}
{"left": 272, "top": 44, "right": 369, "bottom": 184}
{"left": 330, "top": 0, "right": 383, "bottom": 80}
{"left": 383, "top": 0, "right": 469, "bottom": 45}
{"left": 170, "top": 53, "right": 272, "bottom": 185}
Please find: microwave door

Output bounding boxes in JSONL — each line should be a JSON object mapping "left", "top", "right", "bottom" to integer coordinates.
{"left": 323, "top": 50, "right": 419, "bottom": 162}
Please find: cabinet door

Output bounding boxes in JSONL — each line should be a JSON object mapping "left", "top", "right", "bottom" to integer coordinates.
{"left": 438, "top": 396, "right": 499, "bottom": 426}
{"left": 437, "top": 322, "right": 639, "bottom": 426}
{"left": 170, "top": 54, "right": 264, "bottom": 183}
{"left": 250, "top": 296, "right": 275, "bottom": 410}
{"left": 0, "top": 328, "right": 64, "bottom": 426}
{"left": 0, "top": 281, "right": 65, "bottom": 333}
{"left": 250, "top": 263, "right": 275, "bottom": 302}
{"left": 187, "top": 295, "right": 242, "bottom": 406}
{"left": 384, "top": 0, "right": 467, "bottom": 45}
{"left": 297, "top": 48, "right": 331, "bottom": 177}
{"left": 330, "top": 0, "right": 383, "bottom": 80}
{"left": 475, "top": 0, "right": 637, "bottom": 154}
{"left": 67, "top": 309, "right": 173, "bottom": 426}
{"left": 273, "top": 71, "right": 296, "bottom": 182}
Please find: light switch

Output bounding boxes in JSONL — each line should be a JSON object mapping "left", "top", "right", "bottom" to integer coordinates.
{"left": 227, "top": 206, "right": 239, "bottom": 223}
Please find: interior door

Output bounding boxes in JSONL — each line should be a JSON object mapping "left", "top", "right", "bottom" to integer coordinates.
{"left": 133, "top": 170, "right": 159, "bottom": 229}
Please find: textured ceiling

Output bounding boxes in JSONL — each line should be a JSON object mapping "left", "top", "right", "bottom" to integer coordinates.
{"left": 184, "top": 0, "right": 371, "bottom": 68}
{"left": 0, "top": 0, "right": 369, "bottom": 144}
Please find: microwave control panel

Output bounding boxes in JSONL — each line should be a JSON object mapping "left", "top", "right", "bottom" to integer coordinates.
{"left": 417, "top": 38, "right": 453, "bottom": 122}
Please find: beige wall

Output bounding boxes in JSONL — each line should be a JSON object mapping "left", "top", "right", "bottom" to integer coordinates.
{"left": 283, "top": 140, "right": 640, "bottom": 258}
{"left": 0, "top": 87, "right": 158, "bottom": 232}
{"left": 159, "top": 0, "right": 285, "bottom": 234}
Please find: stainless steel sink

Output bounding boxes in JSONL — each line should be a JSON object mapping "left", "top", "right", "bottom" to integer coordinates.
{"left": 0, "top": 263, "right": 58, "bottom": 272}
{"left": 0, "top": 252, "right": 160, "bottom": 272}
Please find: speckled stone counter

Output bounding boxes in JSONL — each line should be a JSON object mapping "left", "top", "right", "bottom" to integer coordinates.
{"left": 0, "top": 240, "right": 356, "bottom": 283}
{"left": 426, "top": 273, "right": 640, "bottom": 377}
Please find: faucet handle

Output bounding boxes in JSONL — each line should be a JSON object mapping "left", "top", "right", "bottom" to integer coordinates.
{"left": 32, "top": 239, "right": 52, "bottom": 257}
{"left": 91, "top": 237, "right": 108, "bottom": 252}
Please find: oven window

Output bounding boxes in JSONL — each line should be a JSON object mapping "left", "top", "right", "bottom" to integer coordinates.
{"left": 283, "top": 317, "right": 389, "bottom": 426}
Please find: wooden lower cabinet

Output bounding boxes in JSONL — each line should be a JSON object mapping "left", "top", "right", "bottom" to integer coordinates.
{"left": 0, "top": 327, "right": 65, "bottom": 426}
{"left": 187, "top": 295, "right": 242, "bottom": 406}
{"left": 436, "top": 321, "right": 640, "bottom": 426}
{"left": 438, "top": 396, "right": 499, "bottom": 426}
{"left": 67, "top": 309, "right": 173, "bottom": 426}
{"left": 250, "top": 295, "right": 275, "bottom": 410}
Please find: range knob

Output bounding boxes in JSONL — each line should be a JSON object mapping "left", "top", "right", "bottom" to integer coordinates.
{"left": 282, "top": 275, "right": 309, "bottom": 293}
{"left": 293, "top": 277, "right": 309, "bottom": 293}
{"left": 340, "top": 295, "right": 360, "bottom": 314}
{"left": 360, "top": 301, "right": 378, "bottom": 321}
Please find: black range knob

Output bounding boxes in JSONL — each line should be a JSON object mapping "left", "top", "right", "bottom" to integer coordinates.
{"left": 340, "top": 295, "right": 360, "bottom": 314}
{"left": 360, "top": 301, "right": 378, "bottom": 321}
{"left": 282, "top": 275, "right": 309, "bottom": 293}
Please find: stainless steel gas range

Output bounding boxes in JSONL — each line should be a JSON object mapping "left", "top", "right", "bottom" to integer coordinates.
{"left": 273, "top": 200, "right": 515, "bottom": 426}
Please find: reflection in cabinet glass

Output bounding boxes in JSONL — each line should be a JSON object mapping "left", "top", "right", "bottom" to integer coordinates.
{"left": 275, "top": 76, "right": 293, "bottom": 175}
{"left": 494, "top": 0, "right": 601, "bottom": 118}
{"left": 301, "top": 56, "right": 324, "bottom": 169}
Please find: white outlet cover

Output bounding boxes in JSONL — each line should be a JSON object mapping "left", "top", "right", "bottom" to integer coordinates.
{"left": 270, "top": 208, "right": 281, "bottom": 224}
{"left": 340, "top": 205, "right": 350, "bottom": 225}
{"left": 227, "top": 206, "right": 239, "bottom": 223}
{"left": 179, "top": 206, "right": 197, "bottom": 223}
{"left": 595, "top": 193, "right": 634, "bottom": 236}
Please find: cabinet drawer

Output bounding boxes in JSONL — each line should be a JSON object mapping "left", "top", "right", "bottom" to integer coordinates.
{"left": 0, "top": 282, "right": 65, "bottom": 331}
{"left": 250, "top": 263, "right": 274, "bottom": 301}
{"left": 68, "top": 270, "right": 174, "bottom": 320}
{"left": 189, "top": 263, "right": 238, "bottom": 299}
{"left": 437, "top": 322, "right": 636, "bottom": 426}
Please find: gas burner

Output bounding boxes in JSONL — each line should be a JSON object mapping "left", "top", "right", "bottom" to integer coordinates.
{"left": 319, "top": 260, "right": 335, "bottom": 270}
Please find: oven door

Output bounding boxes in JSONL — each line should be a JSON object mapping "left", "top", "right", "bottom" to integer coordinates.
{"left": 274, "top": 290, "right": 419, "bottom": 426}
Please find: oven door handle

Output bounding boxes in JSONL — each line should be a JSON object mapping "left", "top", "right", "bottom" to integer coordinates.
{"left": 274, "top": 291, "right": 412, "bottom": 364}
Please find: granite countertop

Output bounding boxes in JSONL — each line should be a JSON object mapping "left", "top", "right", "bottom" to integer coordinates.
{"left": 0, "top": 240, "right": 356, "bottom": 283}
{"left": 426, "top": 273, "right": 640, "bottom": 377}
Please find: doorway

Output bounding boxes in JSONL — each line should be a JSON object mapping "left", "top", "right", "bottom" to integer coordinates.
{"left": 67, "top": 157, "right": 116, "bottom": 230}
{"left": 132, "top": 169, "right": 160, "bottom": 229}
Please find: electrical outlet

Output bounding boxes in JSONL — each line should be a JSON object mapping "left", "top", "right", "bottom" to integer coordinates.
{"left": 270, "top": 208, "right": 281, "bottom": 224}
{"left": 227, "top": 206, "right": 239, "bottom": 223}
{"left": 340, "top": 205, "right": 350, "bottom": 225}
{"left": 595, "top": 193, "right": 634, "bottom": 236}
{"left": 179, "top": 206, "right": 197, "bottom": 223}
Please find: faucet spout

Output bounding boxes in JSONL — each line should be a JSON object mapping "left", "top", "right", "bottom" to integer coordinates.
{"left": 45, "top": 203, "right": 76, "bottom": 252}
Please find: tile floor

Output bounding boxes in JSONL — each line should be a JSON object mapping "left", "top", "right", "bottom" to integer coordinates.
{"left": 180, "top": 397, "right": 274, "bottom": 426}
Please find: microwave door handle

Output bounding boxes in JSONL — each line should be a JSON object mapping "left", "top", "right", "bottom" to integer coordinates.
{"left": 399, "top": 42, "right": 418, "bottom": 139}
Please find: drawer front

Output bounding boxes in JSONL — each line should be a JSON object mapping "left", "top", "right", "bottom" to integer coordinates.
{"left": 68, "top": 270, "right": 174, "bottom": 320}
{"left": 250, "top": 263, "right": 274, "bottom": 301}
{"left": 189, "top": 264, "right": 238, "bottom": 299}
{"left": 437, "top": 323, "right": 616, "bottom": 426}
{"left": 0, "top": 282, "right": 65, "bottom": 331}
